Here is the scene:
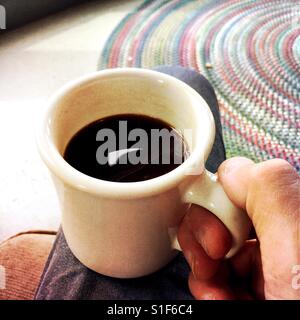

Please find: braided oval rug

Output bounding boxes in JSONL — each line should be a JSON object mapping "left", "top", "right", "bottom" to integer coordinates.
{"left": 99, "top": 0, "right": 300, "bottom": 172}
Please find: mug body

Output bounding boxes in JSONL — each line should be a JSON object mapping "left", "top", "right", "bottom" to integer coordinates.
{"left": 37, "top": 68, "right": 215, "bottom": 277}
{"left": 54, "top": 175, "right": 189, "bottom": 277}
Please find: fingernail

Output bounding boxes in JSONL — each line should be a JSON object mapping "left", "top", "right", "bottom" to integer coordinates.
{"left": 195, "top": 230, "right": 210, "bottom": 257}
{"left": 185, "top": 251, "right": 198, "bottom": 279}
{"left": 185, "top": 251, "right": 193, "bottom": 266}
{"left": 200, "top": 237, "right": 210, "bottom": 257}
{"left": 223, "top": 157, "right": 253, "bottom": 176}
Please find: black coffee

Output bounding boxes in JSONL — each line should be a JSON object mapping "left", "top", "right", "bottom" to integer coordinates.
{"left": 64, "top": 114, "right": 188, "bottom": 182}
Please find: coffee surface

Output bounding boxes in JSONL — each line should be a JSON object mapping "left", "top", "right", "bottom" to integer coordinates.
{"left": 64, "top": 114, "right": 188, "bottom": 182}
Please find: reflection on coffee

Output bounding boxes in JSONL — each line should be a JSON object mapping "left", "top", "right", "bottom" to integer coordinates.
{"left": 64, "top": 114, "right": 189, "bottom": 182}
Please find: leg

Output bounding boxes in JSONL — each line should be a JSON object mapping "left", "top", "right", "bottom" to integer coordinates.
{"left": 153, "top": 66, "right": 226, "bottom": 173}
{"left": 35, "top": 228, "right": 193, "bottom": 299}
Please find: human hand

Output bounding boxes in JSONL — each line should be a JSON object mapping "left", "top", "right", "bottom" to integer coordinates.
{"left": 178, "top": 157, "right": 300, "bottom": 300}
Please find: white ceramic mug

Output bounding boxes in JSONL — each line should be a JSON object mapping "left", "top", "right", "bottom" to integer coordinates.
{"left": 37, "top": 68, "right": 251, "bottom": 278}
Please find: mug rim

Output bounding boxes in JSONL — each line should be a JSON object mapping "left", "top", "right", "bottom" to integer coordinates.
{"left": 36, "top": 68, "right": 215, "bottom": 199}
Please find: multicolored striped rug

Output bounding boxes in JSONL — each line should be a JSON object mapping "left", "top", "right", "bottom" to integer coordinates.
{"left": 99, "top": 0, "right": 300, "bottom": 172}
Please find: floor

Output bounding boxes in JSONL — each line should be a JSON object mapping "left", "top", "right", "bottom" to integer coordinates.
{"left": 0, "top": 0, "right": 140, "bottom": 242}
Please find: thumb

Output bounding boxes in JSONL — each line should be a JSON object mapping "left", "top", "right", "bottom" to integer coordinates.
{"left": 218, "top": 157, "right": 300, "bottom": 300}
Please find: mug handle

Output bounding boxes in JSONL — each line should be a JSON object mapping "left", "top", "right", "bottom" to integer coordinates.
{"left": 173, "top": 169, "right": 252, "bottom": 258}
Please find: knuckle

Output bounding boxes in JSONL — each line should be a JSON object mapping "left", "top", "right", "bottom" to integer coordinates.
{"left": 251, "top": 159, "right": 298, "bottom": 187}
{"left": 248, "top": 159, "right": 300, "bottom": 217}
